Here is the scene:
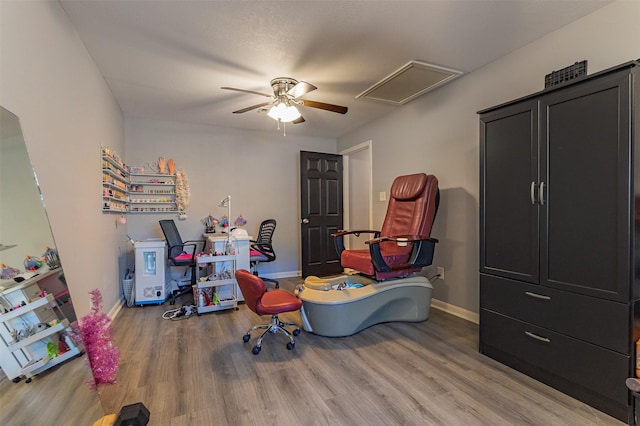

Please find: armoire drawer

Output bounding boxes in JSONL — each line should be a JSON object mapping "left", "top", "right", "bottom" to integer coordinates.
{"left": 480, "top": 310, "right": 630, "bottom": 404}
{"left": 480, "top": 274, "right": 629, "bottom": 354}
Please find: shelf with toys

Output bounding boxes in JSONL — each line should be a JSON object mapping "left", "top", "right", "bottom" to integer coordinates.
{"left": 194, "top": 253, "right": 238, "bottom": 315}
{"left": 0, "top": 291, "right": 81, "bottom": 383}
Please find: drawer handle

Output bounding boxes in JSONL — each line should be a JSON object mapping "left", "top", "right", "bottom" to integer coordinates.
{"left": 525, "top": 291, "right": 551, "bottom": 301}
{"left": 525, "top": 331, "right": 551, "bottom": 343}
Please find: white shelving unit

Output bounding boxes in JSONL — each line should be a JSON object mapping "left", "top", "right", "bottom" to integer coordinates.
{"left": 101, "top": 146, "right": 179, "bottom": 214}
{"left": 101, "top": 152, "right": 128, "bottom": 212}
{"left": 204, "top": 234, "right": 250, "bottom": 302}
{"left": 194, "top": 254, "right": 238, "bottom": 315}
{"left": 129, "top": 173, "right": 177, "bottom": 213}
{"left": 0, "top": 294, "right": 80, "bottom": 383}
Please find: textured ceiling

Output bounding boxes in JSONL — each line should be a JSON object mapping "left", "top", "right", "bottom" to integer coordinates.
{"left": 59, "top": 0, "right": 612, "bottom": 138}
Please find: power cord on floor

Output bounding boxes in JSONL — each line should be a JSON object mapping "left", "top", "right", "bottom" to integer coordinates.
{"left": 162, "top": 304, "right": 196, "bottom": 320}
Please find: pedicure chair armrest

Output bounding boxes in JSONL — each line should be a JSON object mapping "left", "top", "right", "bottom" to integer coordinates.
{"left": 332, "top": 229, "right": 381, "bottom": 256}
{"left": 365, "top": 235, "right": 438, "bottom": 273}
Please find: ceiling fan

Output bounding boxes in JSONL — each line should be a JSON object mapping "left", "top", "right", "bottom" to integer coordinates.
{"left": 222, "top": 78, "right": 348, "bottom": 124}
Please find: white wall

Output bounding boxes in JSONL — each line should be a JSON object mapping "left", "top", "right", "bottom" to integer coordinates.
{"left": 124, "top": 118, "right": 336, "bottom": 277}
{"left": 338, "top": 0, "right": 640, "bottom": 321}
{"left": 2, "top": 0, "right": 637, "bottom": 321}
{"left": 0, "top": 1, "right": 125, "bottom": 318}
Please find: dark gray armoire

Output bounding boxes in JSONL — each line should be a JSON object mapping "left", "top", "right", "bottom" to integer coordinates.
{"left": 479, "top": 60, "right": 640, "bottom": 423}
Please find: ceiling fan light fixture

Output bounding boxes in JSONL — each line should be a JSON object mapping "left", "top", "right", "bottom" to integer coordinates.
{"left": 268, "top": 102, "right": 301, "bottom": 123}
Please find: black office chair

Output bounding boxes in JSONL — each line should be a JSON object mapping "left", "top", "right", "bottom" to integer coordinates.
{"left": 250, "top": 219, "right": 279, "bottom": 289}
{"left": 159, "top": 220, "right": 206, "bottom": 304}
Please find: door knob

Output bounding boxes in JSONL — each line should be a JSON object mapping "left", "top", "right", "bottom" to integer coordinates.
{"left": 302, "top": 218, "right": 310, "bottom": 224}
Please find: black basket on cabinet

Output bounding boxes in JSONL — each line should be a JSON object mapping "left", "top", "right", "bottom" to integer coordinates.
{"left": 545, "top": 60, "right": 587, "bottom": 88}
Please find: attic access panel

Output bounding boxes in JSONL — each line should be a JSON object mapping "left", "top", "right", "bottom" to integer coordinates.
{"left": 356, "top": 60, "right": 463, "bottom": 105}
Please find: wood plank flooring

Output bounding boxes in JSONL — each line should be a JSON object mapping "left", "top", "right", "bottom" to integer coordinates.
{"left": 0, "top": 350, "right": 103, "bottom": 425}
{"left": 0, "top": 276, "right": 626, "bottom": 425}
{"left": 96, "top": 277, "right": 625, "bottom": 426}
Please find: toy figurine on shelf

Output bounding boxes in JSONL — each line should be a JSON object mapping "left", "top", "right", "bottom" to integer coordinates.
{"left": 201, "top": 214, "right": 218, "bottom": 233}
{"left": 43, "top": 246, "right": 61, "bottom": 269}
{"left": 0, "top": 263, "right": 20, "bottom": 280}
{"left": 47, "top": 341, "right": 60, "bottom": 359}
{"left": 234, "top": 214, "right": 247, "bottom": 227}
{"left": 219, "top": 215, "right": 229, "bottom": 232}
{"left": 24, "top": 256, "right": 43, "bottom": 271}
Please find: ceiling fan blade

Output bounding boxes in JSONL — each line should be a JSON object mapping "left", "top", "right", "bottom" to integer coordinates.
{"left": 232, "top": 102, "right": 272, "bottom": 114}
{"left": 221, "top": 87, "right": 272, "bottom": 98}
{"left": 301, "top": 100, "right": 348, "bottom": 114}
{"left": 287, "top": 81, "right": 317, "bottom": 99}
{"left": 293, "top": 115, "right": 306, "bottom": 124}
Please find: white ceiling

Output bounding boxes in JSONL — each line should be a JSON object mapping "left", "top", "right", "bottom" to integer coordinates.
{"left": 59, "top": 0, "right": 612, "bottom": 138}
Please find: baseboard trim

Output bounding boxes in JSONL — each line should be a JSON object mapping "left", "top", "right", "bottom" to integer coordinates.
{"left": 107, "top": 299, "right": 124, "bottom": 320}
{"left": 262, "top": 270, "right": 301, "bottom": 280}
{"left": 430, "top": 298, "right": 479, "bottom": 324}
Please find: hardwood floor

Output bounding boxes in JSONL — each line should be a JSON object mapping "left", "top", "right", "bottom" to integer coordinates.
{"left": 0, "top": 351, "right": 103, "bottom": 425}
{"left": 98, "top": 277, "right": 626, "bottom": 426}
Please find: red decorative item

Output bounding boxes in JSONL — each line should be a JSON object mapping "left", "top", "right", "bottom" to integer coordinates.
{"left": 58, "top": 338, "right": 69, "bottom": 354}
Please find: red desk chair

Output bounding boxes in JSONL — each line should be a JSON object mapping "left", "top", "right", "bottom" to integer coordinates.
{"left": 333, "top": 173, "right": 439, "bottom": 280}
{"left": 235, "top": 269, "right": 301, "bottom": 355}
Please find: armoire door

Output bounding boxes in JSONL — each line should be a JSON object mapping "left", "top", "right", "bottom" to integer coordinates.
{"left": 480, "top": 100, "right": 539, "bottom": 284}
{"left": 539, "top": 69, "right": 632, "bottom": 302}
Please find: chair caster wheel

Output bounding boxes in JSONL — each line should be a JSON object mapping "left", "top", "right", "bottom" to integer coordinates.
{"left": 12, "top": 377, "right": 21, "bottom": 383}
{"left": 243, "top": 334, "right": 251, "bottom": 343}
{"left": 293, "top": 329, "right": 300, "bottom": 336}
{"left": 252, "top": 346, "right": 261, "bottom": 355}
{"left": 25, "top": 378, "right": 32, "bottom": 383}
{"left": 286, "top": 342, "right": 295, "bottom": 350}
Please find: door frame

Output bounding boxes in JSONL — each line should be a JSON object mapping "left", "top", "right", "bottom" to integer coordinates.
{"left": 340, "top": 140, "right": 372, "bottom": 250}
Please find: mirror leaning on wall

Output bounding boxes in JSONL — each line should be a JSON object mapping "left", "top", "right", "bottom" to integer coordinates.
{"left": 0, "top": 106, "right": 104, "bottom": 424}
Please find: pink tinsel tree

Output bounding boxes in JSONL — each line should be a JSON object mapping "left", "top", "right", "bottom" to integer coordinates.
{"left": 79, "top": 289, "right": 119, "bottom": 388}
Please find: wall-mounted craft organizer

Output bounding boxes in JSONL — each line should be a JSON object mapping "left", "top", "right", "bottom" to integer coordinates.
{"left": 101, "top": 147, "right": 178, "bottom": 214}
{"left": 128, "top": 173, "right": 177, "bottom": 213}
{"left": 101, "top": 150, "right": 128, "bottom": 213}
